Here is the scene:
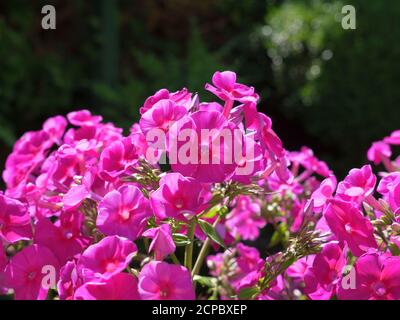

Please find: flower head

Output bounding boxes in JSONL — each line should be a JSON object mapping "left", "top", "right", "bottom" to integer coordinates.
{"left": 324, "top": 199, "right": 377, "bottom": 256}
{"left": 97, "top": 185, "right": 151, "bottom": 240}
{"left": 150, "top": 173, "right": 208, "bottom": 220}
{"left": 74, "top": 273, "right": 140, "bottom": 300}
{"left": 138, "top": 261, "right": 195, "bottom": 300}
{"left": 0, "top": 194, "right": 32, "bottom": 243}
{"left": 142, "top": 224, "right": 176, "bottom": 260}
{"left": 5, "top": 244, "right": 60, "bottom": 300}
{"left": 77, "top": 236, "right": 137, "bottom": 282}
{"left": 338, "top": 253, "right": 400, "bottom": 300}
{"left": 304, "top": 242, "right": 347, "bottom": 300}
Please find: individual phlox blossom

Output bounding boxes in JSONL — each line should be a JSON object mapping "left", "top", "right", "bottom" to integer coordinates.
{"left": 67, "top": 109, "right": 103, "bottom": 127}
{"left": 235, "top": 243, "right": 264, "bottom": 274}
{"left": 303, "top": 242, "right": 347, "bottom": 300}
{"left": 324, "top": 199, "right": 377, "bottom": 257}
{"left": 377, "top": 172, "right": 400, "bottom": 214}
{"left": 139, "top": 88, "right": 192, "bottom": 115}
{"left": 74, "top": 273, "right": 140, "bottom": 300}
{"left": 231, "top": 135, "right": 265, "bottom": 184}
{"left": 336, "top": 165, "right": 376, "bottom": 203}
{"left": 229, "top": 244, "right": 264, "bottom": 294}
{"left": 205, "top": 71, "right": 258, "bottom": 104}
{"left": 258, "top": 113, "right": 285, "bottom": 159}
{"left": 98, "top": 137, "right": 141, "bottom": 181}
{"left": 77, "top": 235, "right": 137, "bottom": 282}
{"left": 62, "top": 169, "right": 107, "bottom": 210}
{"left": 5, "top": 244, "right": 60, "bottom": 300}
{"left": 384, "top": 130, "right": 400, "bottom": 145}
{"left": 206, "top": 252, "right": 225, "bottom": 277}
{"left": 198, "top": 102, "right": 223, "bottom": 113}
{"left": 367, "top": 141, "right": 392, "bottom": 165}
{"left": 289, "top": 147, "right": 331, "bottom": 178}
{"left": 0, "top": 194, "right": 32, "bottom": 243}
{"left": 286, "top": 255, "right": 315, "bottom": 284}
{"left": 138, "top": 261, "right": 195, "bottom": 300}
{"left": 34, "top": 210, "right": 91, "bottom": 265}
{"left": 337, "top": 252, "right": 400, "bottom": 300}
{"left": 2, "top": 130, "right": 53, "bottom": 191}
{"left": 142, "top": 224, "right": 176, "bottom": 260}
{"left": 310, "top": 175, "right": 337, "bottom": 212}
{"left": 42, "top": 115, "right": 68, "bottom": 145}
{"left": 226, "top": 196, "right": 265, "bottom": 241}
{"left": 63, "top": 122, "right": 123, "bottom": 147}
{"left": 57, "top": 261, "right": 82, "bottom": 300}
{"left": 150, "top": 173, "right": 209, "bottom": 220}
{"left": 97, "top": 185, "right": 151, "bottom": 241}
{"left": 167, "top": 110, "right": 238, "bottom": 183}
{"left": 139, "top": 99, "right": 187, "bottom": 136}
{"left": 41, "top": 140, "right": 100, "bottom": 188}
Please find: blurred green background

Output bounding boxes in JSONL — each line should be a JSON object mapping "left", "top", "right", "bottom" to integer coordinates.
{"left": 0, "top": 0, "right": 399, "bottom": 179}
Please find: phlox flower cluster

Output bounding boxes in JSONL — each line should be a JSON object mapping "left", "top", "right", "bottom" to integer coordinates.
{"left": 1, "top": 71, "right": 400, "bottom": 300}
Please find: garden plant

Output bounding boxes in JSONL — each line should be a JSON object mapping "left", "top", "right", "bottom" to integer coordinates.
{"left": 1, "top": 71, "right": 400, "bottom": 300}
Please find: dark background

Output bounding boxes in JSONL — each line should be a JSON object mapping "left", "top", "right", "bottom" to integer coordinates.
{"left": 1, "top": 0, "right": 399, "bottom": 183}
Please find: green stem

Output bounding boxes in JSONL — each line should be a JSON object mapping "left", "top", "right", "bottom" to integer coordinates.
{"left": 184, "top": 218, "right": 196, "bottom": 271}
{"left": 143, "top": 238, "right": 150, "bottom": 252}
{"left": 192, "top": 216, "right": 221, "bottom": 277}
{"left": 170, "top": 253, "right": 181, "bottom": 265}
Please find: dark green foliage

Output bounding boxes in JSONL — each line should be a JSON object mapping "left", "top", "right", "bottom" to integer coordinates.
{"left": 264, "top": 0, "right": 400, "bottom": 175}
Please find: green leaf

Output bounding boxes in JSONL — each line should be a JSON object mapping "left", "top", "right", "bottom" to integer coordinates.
{"left": 197, "top": 219, "right": 226, "bottom": 248}
{"left": 239, "top": 287, "right": 260, "bottom": 300}
{"left": 201, "top": 204, "right": 221, "bottom": 219}
{"left": 193, "top": 275, "right": 217, "bottom": 288}
{"left": 172, "top": 233, "right": 191, "bottom": 246}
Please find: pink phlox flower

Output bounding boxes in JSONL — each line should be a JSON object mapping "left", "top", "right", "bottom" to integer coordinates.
{"left": 205, "top": 71, "right": 257, "bottom": 103}
{"left": 97, "top": 185, "right": 151, "bottom": 241}
{"left": 304, "top": 242, "right": 347, "bottom": 300}
{"left": 0, "top": 194, "right": 32, "bottom": 243}
{"left": 150, "top": 173, "right": 209, "bottom": 220}
{"left": 286, "top": 255, "right": 315, "bottom": 283}
{"left": 324, "top": 199, "right": 377, "bottom": 256}
{"left": 138, "top": 261, "right": 195, "bottom": 300}
{"left": 231, "top": 135, "right": 265, "bottom": 184}
{"left": 34, "top": 210, "right": 91, "bottom": 265}
{"left": 140, "top": 99, "right": 187, "bottom": 136}
{"left": 336, "top": 165, "right": 376, "bottom": 204}
{"left": 290, "top": 147, "right": 331, "bottom": 178}
{"left": 206, "top": 253, "right": 225, "bottom": 277}
{"left": 67, "top": 110, "right": 103, "bottom": 127}
{"left": 384, "top": 130, "right": 400, "bottom": 145}
{"left": 42, "top": 115, "right": 68, "bottom": 145}
{"left": 338, "top": 252, "right": 400, "bottom": 300}
{"left": 140, "top": 88, "right": 192, "bottom": 115}
{"left": 167, "top": 110, "right": 238, "bottom": 183}
{"left": 226, "top": 196, "right": 265, "bottom": 241}
{"left": 310, "top": 175, "right": 337, "bottom": 212}
{"left": 74, "top": 272, "right": 140, "bottom": 300}
{"left": 377, "top": 172, "right": 400, "bottom": 213}
{"left": 142, "top": 224, "right": 176, "bottom": 260}
{"left": 367, "top": 141, "right": 392, "bottom": 165}
{"left": 3, "top": 130, "right": 53, "bottom": 190}
{"left": 259, "top": 113, "right": 285, "bottom": 159}
{"left": 57, "top": 260, "right": 82, "bottom": 300}
{"left": 77, "top": 235, "right": 137, "bottom": 282}
{"left": 5, "top": 244, "right": 60, "bottom": 300}
{"left": 99, "top": 137, "right": 140, "bottom": 181}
